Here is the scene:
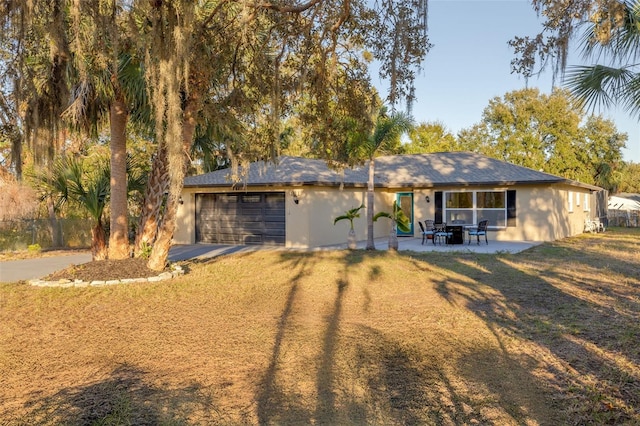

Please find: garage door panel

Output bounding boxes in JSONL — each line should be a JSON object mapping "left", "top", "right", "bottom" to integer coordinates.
{"left": 239, "top": 224, "right": 264, "bottom": 232}
{"left": 239, "top": 213, "right": 264, "bottom": 221}
{"left": 264, "top": 212, "right": 285, "bottom": 219}
{"left": 196, "top": 192, "right": 285, "bottom": 246}
{"left": 264, "top": 217, "right": 285, "bottom": 224}
{"left": 218, "top": 195, "right": 239, "bottom": 203}
{"left": 216, "top": 235, "right": 238, "bottom": 244}
{"left": 264, "top": 221, "right": 285, "bottom": 229}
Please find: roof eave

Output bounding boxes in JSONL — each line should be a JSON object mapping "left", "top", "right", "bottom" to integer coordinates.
{"left": 183, "top": 179, "right": 586, "bottom": 190}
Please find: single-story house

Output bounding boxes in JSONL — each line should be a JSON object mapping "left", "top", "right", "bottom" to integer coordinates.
{"left": 175, "top": 152, "right": 605, "bottom": 248}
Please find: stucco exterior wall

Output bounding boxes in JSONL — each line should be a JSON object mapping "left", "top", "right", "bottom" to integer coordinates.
{"left": 175, "top": 183, "right": 596, "bottom": 248}
{"left": 174, "top": 186, "right": 395, "bottom": 248}
{"left": 412, "top": 185, "right": 594, "bottom": 243}
{"left": 174, "top": 190, "right": 196, "bottom": 244}
{"left": 287, "top": 187, "right": 402, "bottom": 248}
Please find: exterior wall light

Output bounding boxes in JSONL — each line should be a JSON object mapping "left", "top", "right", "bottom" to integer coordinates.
{"left": 425, "top": 195, "right": 430, "bottom": 203}
{"left": 291, "top": 189, "right": 302, "bottom": 204}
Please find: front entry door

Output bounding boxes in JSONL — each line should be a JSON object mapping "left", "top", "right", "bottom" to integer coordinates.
{"left": 396, "top": 192, "right": 414, "bottom": 236}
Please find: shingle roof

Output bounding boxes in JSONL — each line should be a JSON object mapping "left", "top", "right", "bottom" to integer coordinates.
{"left": 184, "top": 152, "right": 600, "bottom": 190}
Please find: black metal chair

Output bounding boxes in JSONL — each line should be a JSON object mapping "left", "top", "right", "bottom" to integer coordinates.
{"left": 467, "top": 219, "right": 489, "bottom": 245}
{"left": 434, "top": 223, "right": 452, "bottom": 245}
{"left": 418, "top": 220, "right": 436, "bottom": 245}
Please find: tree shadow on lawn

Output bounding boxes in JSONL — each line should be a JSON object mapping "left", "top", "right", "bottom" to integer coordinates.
{"left": 257, "top": 250, "right": 553, "bottom": 425}
{"left": 256, "top": 251, "right": 364, "bottom": 425}
{"left": 14, "top": 363, "right": 228, "bottom": 425}
{"left": 429, "top": 240, "right": 640, "bottom": 424}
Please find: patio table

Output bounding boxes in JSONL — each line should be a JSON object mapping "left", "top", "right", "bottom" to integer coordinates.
{"left": 445, "top": 224, "right": 467, "bottom": 244}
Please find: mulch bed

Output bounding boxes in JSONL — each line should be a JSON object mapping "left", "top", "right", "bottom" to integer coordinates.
{"left": 43, "top": 257, "right": 168, "bottom": 282}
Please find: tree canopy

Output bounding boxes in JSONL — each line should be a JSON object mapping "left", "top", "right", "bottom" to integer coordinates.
{"left": 0, "top": 0, "right": 431, "bottom": 268}
{"left": 511, "top": 0, "right": 640, "bottom": 120}
{"left": 456, "top": 88, "right": 627, "bottom": 191}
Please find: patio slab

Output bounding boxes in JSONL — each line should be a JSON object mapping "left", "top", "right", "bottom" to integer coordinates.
{"left": 168, "top": 238, "right": 540, "bottom": 262}
{"left": 318, "top": 237, "right": 540, "bottom": 254}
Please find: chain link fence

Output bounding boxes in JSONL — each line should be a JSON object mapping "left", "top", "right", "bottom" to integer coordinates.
{"left": 607, "top": 210, "right": 640, "bottom": 228}
{"left": 0, "top": 218, "right": 93, "bottom": 251}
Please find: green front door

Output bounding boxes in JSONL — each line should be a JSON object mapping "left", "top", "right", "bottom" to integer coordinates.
{"left": 396, "top": 192, "right": 414, "bottom": 236}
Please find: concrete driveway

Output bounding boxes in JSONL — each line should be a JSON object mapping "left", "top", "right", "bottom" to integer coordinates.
{"left": 0, "top": 252, "right": 93, "bottom": 283}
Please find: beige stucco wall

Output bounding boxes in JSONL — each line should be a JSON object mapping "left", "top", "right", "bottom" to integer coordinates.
{"left": 175, "top": 183, "right": 597, "bottom": 248}
{"left": 174, "top": 190, "right": 196, "bottom": 244}
{"left": 295, "top": 187, "right": 393, "bottom": 248}
{"left": 412, "top": 184, "right": 595, "bottom": 242}
{"left": 174, "top": 186, "right": 395, "bottom": 248}
{"left": 499, "top": 184, "right": 594, "bottom": 241}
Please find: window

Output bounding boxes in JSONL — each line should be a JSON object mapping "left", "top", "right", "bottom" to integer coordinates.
{"left": 584, "top": 193, "right": 590, "bottom": 211}
{"left": 446, "top": 192, "right": 473, "bottom": 208}
{"left": 443, "top": 191, "right": 508, "bottom": 228}
{"left": 568, "top": 191, "right": 574, "bottom": 212}
{"left": 576, "top": 192, "right": 580, "bottom": 207}
{"left": 445, "top": 192, "right": 473, "bottom": 223}
{"left": 477, "top": 191, "right": 507, "bottom": 227}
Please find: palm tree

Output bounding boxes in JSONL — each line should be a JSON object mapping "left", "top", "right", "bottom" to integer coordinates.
{"left": 373, "top": 201, "right": 411, "bottom": 251}
{"left": 353, "top": 108, "right": 414, "bottom": 250}
{"left": 64, "top": 8, "right": 148, "bottom": 260}
{"left": 564, "top": 0, "right": 640, "bottom": 118}
{"left": 36, "top": 154, "right": 110, "bottom": 260}
{"left": 34, "top": 151, "right": 147, "bottom": 260}
{"left": 334, "top": 204, "right": 365, "bottom": 249}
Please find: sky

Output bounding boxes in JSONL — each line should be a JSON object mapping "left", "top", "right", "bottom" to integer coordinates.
{"left": 372, "top": 0, "right": 640, "bottom": 163}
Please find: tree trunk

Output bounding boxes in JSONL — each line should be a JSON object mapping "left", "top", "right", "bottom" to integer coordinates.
{"left": 388, "top": 223, "right": 399, "bottom": 251}
{"left": 365, "top": 157, "right": 376, "bottom": 250}
{"left": 108, "top": 97, "right": 130, "bottom": 259}
{"left": 134, "top": 144, "right": 169, "bottom": 256}
{"left": 92, "top": 222, "right": 108, "bottom": 261}
{"left": 348, "top": 228, "right": 357, "bottom": 250}
{"left": 147, "top": 97, "right": 198, "bottom": 271}
{"left": 10, "top": 126, "right": 22, "bottom": 181}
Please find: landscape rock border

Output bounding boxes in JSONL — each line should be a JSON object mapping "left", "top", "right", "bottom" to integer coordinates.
{"left": 28, "top": 265, "right": 185, "bottom": 288}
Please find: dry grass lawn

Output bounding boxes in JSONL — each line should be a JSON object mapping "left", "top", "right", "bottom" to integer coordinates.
{"left": 0, "top": 229, "right": 639, "bottom": 425}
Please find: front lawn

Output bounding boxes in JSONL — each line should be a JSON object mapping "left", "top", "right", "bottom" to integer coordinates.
{"left": 1, "top": 229, "right": 638, "bottom": 425}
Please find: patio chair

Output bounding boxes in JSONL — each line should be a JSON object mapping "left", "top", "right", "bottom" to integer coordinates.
{"left": 419, "top": 220, "right": 436, "bottom": 245}
{"left": 467, "top": 219, "right": 488, "bottom": 245}
{"left": 434, "top": 223, "right": 453, "bottom": 245}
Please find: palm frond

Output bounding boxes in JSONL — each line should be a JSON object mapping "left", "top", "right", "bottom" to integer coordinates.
{"left": 126, "top": 153, "right": 149, "bottom": 195}
{"left": 360, "top": 110, "right": 414, "bottom": 158}
{"left": 623, "top": 71, "right": 640, "bottom": 117}
{"left": 334, "top": 214, "right": 354, "bottom": 225}
{"left": 564, "top": 64, "right": 640, "bottom": 117}
{"left": 373, "top": 201, "right": 411, "bottom": 233}
{"left": 119, "top": 53, "right": 150, "bottom": 127}
{"left": 373, "top": 211, "right": 392, "bottom": 221}
{"left": 333, "top": 204, "right": 364, "bottom": 228}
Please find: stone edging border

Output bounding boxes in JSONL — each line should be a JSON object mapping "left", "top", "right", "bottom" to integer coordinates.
{"left": 28, "top": 265, "right": 185, "bottom": 288}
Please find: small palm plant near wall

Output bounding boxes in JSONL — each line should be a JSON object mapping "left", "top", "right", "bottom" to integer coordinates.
{"left": 334, "top": 205, "right": 364, "bottom": 249}
{"left": 374, "top": 201, "right": 411, "bottom": 251}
